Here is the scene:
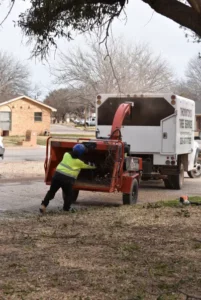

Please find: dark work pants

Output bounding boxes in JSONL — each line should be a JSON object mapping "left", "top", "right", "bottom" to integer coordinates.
{"left": 42, "top": 171, "right": 75, "bottom": 210}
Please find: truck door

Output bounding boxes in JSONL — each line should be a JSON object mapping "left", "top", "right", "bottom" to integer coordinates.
{"left": 161, "top": 114, "right": 176, "bottom": 154}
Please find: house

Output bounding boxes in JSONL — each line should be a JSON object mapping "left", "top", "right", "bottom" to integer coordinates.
{"left": 0, "top": 95, "right": 56, "bottom": 136}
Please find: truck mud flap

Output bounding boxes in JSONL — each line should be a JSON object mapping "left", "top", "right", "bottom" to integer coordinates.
{"left": 160, "top": 167, "right": 179, "bottom": 175}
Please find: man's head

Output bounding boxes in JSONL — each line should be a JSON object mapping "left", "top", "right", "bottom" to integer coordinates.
{"left": 72, "top": 144, "right": 86, "bottom": 158}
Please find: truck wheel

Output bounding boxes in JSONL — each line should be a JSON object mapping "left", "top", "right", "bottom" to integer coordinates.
{"left": 62, "top": 190, "right": 79, "bottom": 204}
{"left": 122, "top": 179, "right": 138, "bottom": 205}
{"left": 187, "top": 165, "right": 201, "bottom": 178}
{"left": 163, "top": 179, "right": 172, "bottom": 189}
{"left": 168, "top": 163, "right": 184, "bottom": 190}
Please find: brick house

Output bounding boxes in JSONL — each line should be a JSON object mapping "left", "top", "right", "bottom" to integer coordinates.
{"left": 0, "top": 95, "right": 56, "bottom": 136}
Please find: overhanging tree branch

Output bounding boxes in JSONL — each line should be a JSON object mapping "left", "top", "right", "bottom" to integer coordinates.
{"left": 1, "top": 0, "right": 201, "bottom": 57}
{"left": 142, "top": 0, "right": 201, "bottom": 37}
{"left": 187, "top": 0, "right": 201, "bottom": 13}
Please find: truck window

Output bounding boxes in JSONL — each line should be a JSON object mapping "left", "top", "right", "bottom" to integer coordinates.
{"left": 97, "top": 97, "right": 175, "bottom": 126}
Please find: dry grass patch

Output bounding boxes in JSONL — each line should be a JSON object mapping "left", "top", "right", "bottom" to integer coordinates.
{"left": 0, "top": 161, "right": 44, "bottom": 179}
{"left": 1, "top": 203, "right": 201, "bottom": 299}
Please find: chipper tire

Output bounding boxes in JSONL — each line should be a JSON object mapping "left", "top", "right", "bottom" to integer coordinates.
{"left": 62, "top": 190, "right": 79, "bottom": 204}
{"left": 122, "top": 178, "right": 138, "bottom": 205}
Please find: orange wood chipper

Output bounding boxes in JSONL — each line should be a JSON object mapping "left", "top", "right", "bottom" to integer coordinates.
{"left": 44, "top": 102, "right": 142, "bottom": 205}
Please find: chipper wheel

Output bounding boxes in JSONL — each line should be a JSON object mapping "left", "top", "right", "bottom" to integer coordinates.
{"left": 62, "top": 190, "right": 79, "bottom": 204}
{"left": 122, "top": 178, "right": 139, "bottom": 205}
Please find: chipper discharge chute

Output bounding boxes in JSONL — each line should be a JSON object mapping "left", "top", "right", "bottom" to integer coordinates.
{"left": 44, "top": 103, "right": 142, "bottom": 205}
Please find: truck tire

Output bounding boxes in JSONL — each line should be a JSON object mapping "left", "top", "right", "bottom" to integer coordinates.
{"left": 122, "top": 179, "right": 138, "bottom": 205}
{"left": 163, "top": 179, "right": 172, "bottom": 189}
{"left": 62, "top": 190, "right": 79, "bottom": 204}
{"left": 169, "top": 163, "right": 184, "bottom": 190}
{"left": 187, "top": 165, "right": 201, "bottom": 178}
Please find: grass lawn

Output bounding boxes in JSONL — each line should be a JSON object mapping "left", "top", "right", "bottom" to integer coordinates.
{"left": 1, "top": 198, "right": 201, "bottom": 300}
{"left": 3, "top": 134, "right": 95, "bottom": 147}
{"left": 3, "top": 136, "right": 25, "bottom": 147}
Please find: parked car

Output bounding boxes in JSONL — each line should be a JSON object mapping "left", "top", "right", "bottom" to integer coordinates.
{"left": 73, "top": 118, "right": 81, "bottom": 125}
{"left": 86, "top": 117, "right": 96, "bottom": 126}
{"left": 0, "top": 136, "right": 5, "bottom": 159}
{"left": 79, "top": 119, "right": 85, "bottom": 126}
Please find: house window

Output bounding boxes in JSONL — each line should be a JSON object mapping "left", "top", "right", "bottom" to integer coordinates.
{"left": 34, "top": 112, "right": 42, "bottom": 122}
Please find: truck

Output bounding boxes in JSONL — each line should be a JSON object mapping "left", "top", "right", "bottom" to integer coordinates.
{"left": 86, "top": 117, "right": 96, "bottom": 127}
{"left": 95, "top": 93, "right": 200, "bottom": 189}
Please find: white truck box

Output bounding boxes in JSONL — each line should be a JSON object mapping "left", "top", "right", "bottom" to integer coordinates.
{"left": 96, "top": 93, "right": 200, "bottom": 189}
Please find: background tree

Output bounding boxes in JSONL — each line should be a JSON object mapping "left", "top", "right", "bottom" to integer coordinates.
{"left": 0, "top": 52, "right": 30, "bottom": 102}
{"left": 44, "top": 88, "right": 86, "bottom": 122}
{"left": 0, "top": 0, "right": 197, "bottom": 57}
{"left": 53, "top": 39, "right": 174, "bottom": 104}
{"left": 184, "top": 55, "right": 201, "bottom": 100}
{"left": 173, "top": 55, "right": 201, "bottom": 101}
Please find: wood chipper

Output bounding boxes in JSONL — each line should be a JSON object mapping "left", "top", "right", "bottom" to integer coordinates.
{"left": 44, "top": 102, "right": 142, "bottom": 205}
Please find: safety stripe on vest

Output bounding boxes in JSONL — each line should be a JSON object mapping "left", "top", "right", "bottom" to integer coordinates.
{"left": 60, "top": 162, "right": 75, "bottom": 171}
{"left": 56, "top": 170, "right": 76, "bottom": 179}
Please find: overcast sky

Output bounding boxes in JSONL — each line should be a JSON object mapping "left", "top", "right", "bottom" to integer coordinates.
{"left": 0, "top": 0, "right": 200, "bottom": 99}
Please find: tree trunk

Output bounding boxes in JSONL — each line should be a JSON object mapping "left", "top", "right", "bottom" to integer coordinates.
{"left": 142, "top": 0, "right": 201, "bottom": 38}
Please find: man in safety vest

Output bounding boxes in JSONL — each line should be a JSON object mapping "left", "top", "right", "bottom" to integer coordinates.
{"left": 40, "top": 144, "right": 96, "bottom": 213}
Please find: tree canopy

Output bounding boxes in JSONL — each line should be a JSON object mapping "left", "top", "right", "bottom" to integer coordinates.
{"left": 0, "top": 52, "right": 31, "bottom": 102}
{"left": 54, "top": 39, "right": 174, "bottom": 99}
{"left": 1, "top": 0, "right": 201, "bottom": 57}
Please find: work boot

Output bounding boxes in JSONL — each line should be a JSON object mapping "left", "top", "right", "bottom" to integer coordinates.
{"left": 69, "top": 207, "right": 77, "bottom": 213}
{"left": 63, "top": 206, "right": 76, "bottom": 213}
{"left": 39, "top": 204, "right": 46, "bottom": 214}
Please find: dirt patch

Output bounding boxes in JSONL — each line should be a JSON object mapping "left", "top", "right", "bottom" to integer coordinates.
{"left": 0, "top": 161, "right": 44, "bottom": 179}
{"left": 1, "top": 204, "right": 201, "bottom": 299}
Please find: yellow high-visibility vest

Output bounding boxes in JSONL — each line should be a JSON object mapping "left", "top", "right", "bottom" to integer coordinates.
{"left": 56, "top": 153, "right": 95, "bottom": 179}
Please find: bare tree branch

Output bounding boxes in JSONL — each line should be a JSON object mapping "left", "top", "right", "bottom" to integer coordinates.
{"left": 0, "top": 52, "right": 31, "bottom": 102}
{"left": 53, "top": 37, "right": 174, "bottom": 106}
{"left": 0, "top": 0, "right": 15, "bottom": 26}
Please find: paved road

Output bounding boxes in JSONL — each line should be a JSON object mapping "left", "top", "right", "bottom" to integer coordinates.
{"left": 0, "top": 176, "right": 200, "bottom": 214}
{"left": 3, "top": 124, "right": 95, "bottom": 162}
{"left": 50, "top": 124, "right": 94, "bottom": 135}
{"left": 4, "top": 147, "right": 45, "bottom": 162}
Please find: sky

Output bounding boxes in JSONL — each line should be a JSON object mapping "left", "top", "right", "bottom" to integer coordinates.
{"left": 0, "top": 0, "right": 200, "bottom": 100}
